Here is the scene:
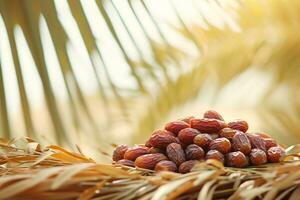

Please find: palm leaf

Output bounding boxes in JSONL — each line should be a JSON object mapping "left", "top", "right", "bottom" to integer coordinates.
{"left": 1, "top": 138, "right": 300, "bottom": 200}
{"left": 0, "top": 0, "right": 299, "bottom": 147}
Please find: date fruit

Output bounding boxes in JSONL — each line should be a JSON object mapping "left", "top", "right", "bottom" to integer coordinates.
{"left": 116, "top": 159, "right": 135, "bottom": 167}
{"left": 113, "top": 109, "right": 285, "bottom": 172}
{"left": 165, "top": 121, "right": 189, "bottom": 135}
{"left": 232, "top": 132, "right": 251, "bottom": 155}
{"left": 149, "top": 147, "right": 164, "bottom": 154}
{"left": 124, "top": 146, "right": 149, "bottom": 161}
{"left": 247, "top": 134, "right": 266, "bottom": 152}
{"left": 204, "top": 110, "right": 224, "bottom": 121}
{"left": 180, "top": 116, "right": 195, "bottom": 124}
{"left": 166, "top": 143, "right": 186, "bottom": 166}
{"left": 206, "top": 150, "right": 225, "bottom": 163}
{"left": 219, "top": 128, "right": 236, "bottom": 140}
{"left": 264, "top": 138, "right": 278, "bottom": 150}
{"left": 191, "top": 118, "right": 227, "bottom": 134}
{"left": 228, "top": 120, "right": 248, "bottom": 132}
{"left": 152, "top": 129, "right": 175, "bottom": 137}
{"left": 249, "top": 149, "right": 267, "bottom": 166}
{"left": 226, "top": 151, "right": 248, "bottom": 168}
{"left": 185, "top": 144, "right": 205, "bottom": 160}
{"left": 267, "top": 146, "right": 285, "bottom": 163}
{"left": 209, "top": 138, "right": 231, "bottom": 154}
{"left": 148, "top": 133, "right": 178, "bottom": 149}
{"left": 113, "top": 145, "right": 128, "bottom": 161}
{"left": 178, "top": 160, "right": 199, "bottom": 174}
{"left": 135, "top": 153, "right": 167, "bottom": 169}
{"left": 155, "top": 160, "right": 177, "bottom": 172}
{"left": 193, "top": 134, "right": 212, "bottom": 148}
{"left": 178, "top": 128, "right": 200, "bottom": 145}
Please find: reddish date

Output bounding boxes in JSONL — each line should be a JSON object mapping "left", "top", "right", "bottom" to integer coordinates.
{"left": 155, "top": 160, "right": 177, "bottom": 172}
{"left": 228, "top": 120, "right": 248, "bottom": 132}
{"left": 264, "top": 138, "right": 278, "bottom": 150}
{"left": 178, "top": 128, "right": 200, "bottom": 145}
{"left": 226, "top": 151, "right": 248, "bottom": 168}
{"left": 267, "top": 146, "right": 285, "bottom": 163}
{"left": 165, "top": 121, "right": 189, "bottom": 135}
{"left": 232, "top": 132, "right": 251, "bottom": 155}
{"left": 206, "top": 150, "right": 225, "bottom": 163}
{"left": 204, "top": 110, "right": 224, "bottom": 121}
{"left": 135, "top": 153, "right": 167, "bottom": 169}
{"left": 148, "top": 133, "right": 178, "bottom": 149}
{"left": 124, "top": 146, "right": 149, "bottom": 161}
{"left": 191, "top": 118, "right": 227, "bottom": 134}
{"left": 152, "top": 129, "right": 175, "bottom": 137}
{"left": 113, "top": 145, "right": 128, "bottom": 161}
{"left": 193, "top": 134, "right": 212, "bottom": 148}
{"left": 185, "top": 144, "right": 205, "bottom": 160}
{"left": 180, "top": 116, "right": 195, "bottom": 124}
{"left": 249, "top": 149, "right": 267, "bottom": 166}
{"left": 166, "top": 143, "right": 186, "bottom": 166}
{"left": 209, "top": 138, "right": 231, "bottom": 154}
{"left": 116, "top": 159, "right": 135, "bottom": 167}
{"left": 178, "top": 160, "right": 199, "bottom": 174}
{"left": 247, "top": 134, "right": 266, "bottom": 152}
{"left": 219, "top": 128, "right": 236, "bottom": 140}
{"left": 149, "top": 147, "right": 164, "bottom": 154}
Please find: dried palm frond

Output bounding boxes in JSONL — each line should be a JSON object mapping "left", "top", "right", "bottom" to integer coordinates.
{"left": 1, "top": 138, "right": 300, "bottom": 200}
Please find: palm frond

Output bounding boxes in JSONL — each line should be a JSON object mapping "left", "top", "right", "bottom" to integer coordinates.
{"left": 0, "top": 0, "right": 300, "bottom": 147}
{"left": 1, "top": 138, "right": 300, "bottom": 200}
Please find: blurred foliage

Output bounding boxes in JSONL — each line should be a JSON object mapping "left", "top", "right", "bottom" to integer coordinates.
{"left": 0, "top": 0, "right": 299, "bottom": 151}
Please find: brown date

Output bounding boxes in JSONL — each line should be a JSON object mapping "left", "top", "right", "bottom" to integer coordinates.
{"left": 264, "top": 138, "right": 278, "bottom": 150}
{"left": 226, "top": 151, "right": 248, "bottom": 168}
{"left": 249, "top": 149, "right": 267, "bottom": 166}
{"left": 247, "top": 134, "right": 266, "bottom": 152}
{"left": 149, "top": 147, "right": 164, "bottom": 154}
{"left": 219, "top": 128, "right": 236, "bottom": 140}
{"left": 148, "top": 133, "right": 178, "bottom": 149}
{"left": 191, "top": 118, "right": 227, "bottom": 134}
{"left": 267, "top": 146, "right": 285, "bottom": 163}
{"left": 204, "top": 110, "right": 224, "bottom": 121}
{"left": 154, "top": 160, "right": 177, "bottom": 172}
{"left": 113, "top": 145, "right": 128, "bottom": 161}
{"left": 209, "top": 138, "right": 231, "bottom": 154}
{"left": 228, "top": 120, "right": 248, "bottom": 132}
{"left": 152, "top": 129, "right": 175, "bottom": 137}
{"left": 178, "top": 160, "right": 199, "bottom": 174}
{"left": 180, "top": 116, "right": 195, "bottom": 124}
{"left": 145, "top": 140, "right": 152, "bottom": 147}
{"left": 193, "top": 134, "right": 212, "bottom": 148}
{"left": 165, "top": 121, "right": 189, "bottom": 135}
{"left": 124, "top": 146, "right": 149, "bottom": 161}
{"left": 205, "top": 150, "right": 225, "bottom": 163}
{"left": 135, "top": 153, "right": 167, "bottom": 169}
{"left": 178, "top": 128, "right": 200, "bottom": 145}
{"left": 185, "top": 144, "right": 205, "bottom": 160}
{"left": 232, "top": 132, "right": 251, "bottom": 155}
{"left": 166, "top": 143, "right": 186, "bottom": 166}
{"left": 116, "top": 159, "right": 135, "bottom": 167}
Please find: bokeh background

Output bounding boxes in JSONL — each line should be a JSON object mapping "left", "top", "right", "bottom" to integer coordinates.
{"left": 0, "top": 0, "right": 300, "bottom": 161}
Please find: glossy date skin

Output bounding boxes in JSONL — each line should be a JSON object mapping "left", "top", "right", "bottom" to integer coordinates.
{"left": 113, "top": 110, "right": 283, "bottom": 172}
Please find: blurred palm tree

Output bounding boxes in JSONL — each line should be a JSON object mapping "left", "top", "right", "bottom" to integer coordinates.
{"left": 0, "top": 0, "right": 299, "bottom": 155}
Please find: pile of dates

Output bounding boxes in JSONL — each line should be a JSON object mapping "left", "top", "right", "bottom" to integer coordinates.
{"left": 112, "top": 110, "right": 285, "bottom": 173}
